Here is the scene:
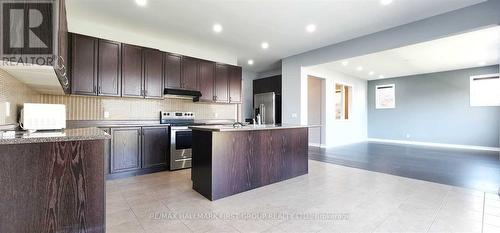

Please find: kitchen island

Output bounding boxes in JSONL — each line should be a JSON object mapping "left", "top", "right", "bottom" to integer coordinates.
{"left": 0, "top": 127, "right": 110, "bottom": 233}
{"left": 189, "top": 125, "right": 308, "bottom": 200}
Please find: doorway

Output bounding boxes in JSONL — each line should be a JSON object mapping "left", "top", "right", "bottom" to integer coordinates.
{"left": 307, "top": 76, "right": 325, "bottom": 147}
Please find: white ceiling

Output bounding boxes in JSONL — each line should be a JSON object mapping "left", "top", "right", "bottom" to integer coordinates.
{"left": 66, "top": 0, "right": 485, "bottom": 72}
{"left": 316, "top": 26, "right": 500, "bottom": 80}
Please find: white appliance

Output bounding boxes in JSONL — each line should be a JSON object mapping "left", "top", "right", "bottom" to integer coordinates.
{"left": 19, "top": 103, "right": 66, "bottom": 132}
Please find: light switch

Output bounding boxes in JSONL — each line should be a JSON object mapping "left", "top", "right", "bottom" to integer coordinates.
{"left": 104, "top": 111, "right": 110, "bottom": 119}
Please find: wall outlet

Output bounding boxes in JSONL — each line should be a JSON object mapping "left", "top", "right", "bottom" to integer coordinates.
{"left": 104, "top": 111, "right": 110, "bottom": 119}
{"left": 291, "top": 113, "right": 298, "bottom": 118}
{"left": 406, "top": 133, "right": 411, "bottom": 139}
{"left": 214, "top": 113, "right": 219, "bottom": 118}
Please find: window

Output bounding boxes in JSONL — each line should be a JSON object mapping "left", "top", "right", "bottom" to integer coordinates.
{"left": 375, "top": 84, "right": 395, "bottom": 109}
{"left": 335, "top": 84, "right": 352, "bottom": 120}
{"left": 470, "top": 74, "right": 500, "bottom": 107}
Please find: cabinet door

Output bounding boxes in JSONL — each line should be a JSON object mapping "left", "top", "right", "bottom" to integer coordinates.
{"left": 215, "top": 64, "right": 229, "bottom": 103}
{"left": 110, "top": 127, "right": 141, "bottom": 173}
{"left": 164, "top": 53, "right": 182, "bottom": 89}
{"left": 142, "top": 127, "right": 169, "bottom": 168}
{"left": 181, "top": 57, "right": 198, "bottom": 90}
{"left": 143, "top": 49, "right": 164, "bottom": 98}
{"left": 98, "top": 39, "right": 121, "bottom": 96}
{"left": 122, "top": 44, "right": 144, "bottom": 97}
{"left": 71, "top": 34, "right": 98, "bottom": 95}
{"left": 229, "top": 65, "right": 242, "bottom": 103}
{"left": 198, "top": 60, "right": 215, "bottom": 102}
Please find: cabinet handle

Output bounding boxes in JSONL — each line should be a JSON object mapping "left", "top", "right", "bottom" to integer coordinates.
{"left": 93, "top": 86, "right": 96, "bottom": 93}
{"left": 144, "top": 90, "right": 148, "bottom": 96}
{"left": 98, "top": 86, "right": 102, "bottom": 94}
{"left": 229, "top": 97, "right": 232, "bottom": 102}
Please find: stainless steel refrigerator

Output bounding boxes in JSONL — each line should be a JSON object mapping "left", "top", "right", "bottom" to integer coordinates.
{"left": 254, "top": 92, "right": 276, "bottom": 124}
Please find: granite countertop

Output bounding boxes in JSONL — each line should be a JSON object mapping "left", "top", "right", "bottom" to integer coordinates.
{"left": 0, "top": 127, "right": 111, "bottom": 145}
{"left": 189, "top": 124, "right": 309, "bottom": 132}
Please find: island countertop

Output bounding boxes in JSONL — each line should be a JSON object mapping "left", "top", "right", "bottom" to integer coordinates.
{"left": 0, "top": 127, "right": 111, "bottom": 145}
{"left": 189, "top": 124, "right": 309, "bottom": 132}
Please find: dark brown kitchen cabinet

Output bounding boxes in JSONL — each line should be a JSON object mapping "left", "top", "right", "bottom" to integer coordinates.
{"left": 142, "top": 127, "right": 169, "bottom": 168}
{"left": 198, "top": 60, "right": 215, "bottom": 102}
{"left": 122, "top": 44, "right": 144, "bottom": 97}
{"left": 98, "top": 39, "right": 121, "bottom": 96}
{"left": 229, "top": 65, "right": 242, "bottom": 103}
{"left": 215, "top": 64, "right": 229, "bottom": 103}
{"left": 181, "top": 56, "right": 199, "bottom": 90}
{"left": 110, "top": 127, "right": 141, "bottom": 173}
{"left": 164, "top": 53, "right": 182, "bottom": 89}
{"left": 143, "top": 49, "right": 164, "bottom": 98}
{"left": 71, "top": 34, "right": 98, "bottom": 95}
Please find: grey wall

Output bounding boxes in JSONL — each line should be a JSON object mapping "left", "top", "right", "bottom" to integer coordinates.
{"left": 368, "top": 65, "right": 500, "bottom": 148}
{"left": 242, "top": 69, "right": 258, "bottom": 119}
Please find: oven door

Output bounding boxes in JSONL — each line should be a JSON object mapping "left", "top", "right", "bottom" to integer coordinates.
{"left": 170, "top": 126, "right": 192, "bottom": 170}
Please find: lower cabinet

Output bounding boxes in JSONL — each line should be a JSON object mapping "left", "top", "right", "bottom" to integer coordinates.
{"left": 110, "top": 127, "right": 142, "bottom": 173}
{"left": 142, "top": 127, "right": 169, "bottom": 168}
{"left": 107, "top": 126, "right": 169, "bottom": 178}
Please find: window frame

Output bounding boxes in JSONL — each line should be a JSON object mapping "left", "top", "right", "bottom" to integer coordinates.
{"left": 469, "top": 73, "right": 500, "bottom": 107}
{"left": 334, "top": 82, "right": 353, "bottom": 121}
{"left": 375, "top": 84, "right": 396, "bottom": 109}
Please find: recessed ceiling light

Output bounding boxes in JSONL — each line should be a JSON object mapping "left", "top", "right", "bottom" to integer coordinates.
{"left": 135, "top": 0, "right": 147, "bottom": 7}
{"left": 380, "top": 0, "right": 393, "bottom": 5}
{"left": 306, "top": 24, "right": 316, "bottom": 33}
{"left": 341, "top": 61, "right": 349, "bottom": 66}
{"left": 261, "top": 42, "right": 269, "bottom": 49}
{"left": 248, "top": 60, "right": 254, "bottom": 65}
{"left": 378, "top": 75, "right": 385, "bottom": 79}
{"left": 369, "top": 71, "right": 375, "bottom": 76}
{"left": 356, "top": 66, "right": 363, "bottom": 71}
{"left": 213, "top": 24, "right": 223, "bottom": 33}
{"left": 477, "top": 61, "right": 486, "bottom": 66}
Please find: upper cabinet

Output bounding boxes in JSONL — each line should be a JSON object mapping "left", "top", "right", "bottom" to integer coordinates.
{"left": 71, "top": 34, "right": 98, "bottom": 95}
{"left": 181, "top": 57, "right": 199, "bottom": 91}
{"left": 143, "top": 49, "right": 164, "bottom": 99}
{"left": 198, "top": 60, "right": 215, "bottom": 102}
{"left": 229, "top": 65, "right": 242, "bottom": 103}
{"left": 164, "top": 53, "right": 182, "bottom": 89}
{"left": 122, "top": 44, "right": 144, "bottom": 98}
{"left": 68, "top": 33, "right": 241, "bottom": 103}
{"left": 98, "top": 39, "right": 121, "bottom": 96}
{"left": 215, "top": 64, "right": 230, "bottom": 103}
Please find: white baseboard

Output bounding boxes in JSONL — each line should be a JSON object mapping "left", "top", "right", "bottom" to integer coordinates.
{"left": 309, "top": 143, "right": 327, "bottom": 148}
{"left": 367, "top": 138, "right": 500, "bottom": 152}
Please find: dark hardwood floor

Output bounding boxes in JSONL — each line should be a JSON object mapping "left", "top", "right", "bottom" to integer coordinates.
{"left": 309, "top": 142, "right": 500, "bottom": 194}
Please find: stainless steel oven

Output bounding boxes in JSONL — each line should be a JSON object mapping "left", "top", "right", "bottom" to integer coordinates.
{"left": 161, "top": 111, "right": 195, "bottom": 170}
{"left": 170, "top": 126, "right": 192, "bottom": 170}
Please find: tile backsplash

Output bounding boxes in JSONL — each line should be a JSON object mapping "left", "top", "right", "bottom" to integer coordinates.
{"left": 39, "top": 94, "right": 238, "bottom": 121}
{"left": 0, "top": 69, "right": 39, "bottom": 125}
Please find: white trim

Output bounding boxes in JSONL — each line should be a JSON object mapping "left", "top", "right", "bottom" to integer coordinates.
{"left": 309, "top": 143, "right": 327, "bottom": 148}
{"left": 367, "top": 138, "right": 500, "bottom": 152}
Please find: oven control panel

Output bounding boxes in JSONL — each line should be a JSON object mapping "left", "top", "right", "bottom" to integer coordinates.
{"left": 161, "top": 111, "right": 195, "bottom": 120}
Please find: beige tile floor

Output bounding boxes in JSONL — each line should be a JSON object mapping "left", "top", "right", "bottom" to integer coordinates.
{"left": 106, "top": 160, "right": 500, "bottom": 233}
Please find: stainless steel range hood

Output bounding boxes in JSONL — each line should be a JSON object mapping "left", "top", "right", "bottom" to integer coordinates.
{"left": 164, "top": 88, "right": 202, "bottom": 102}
